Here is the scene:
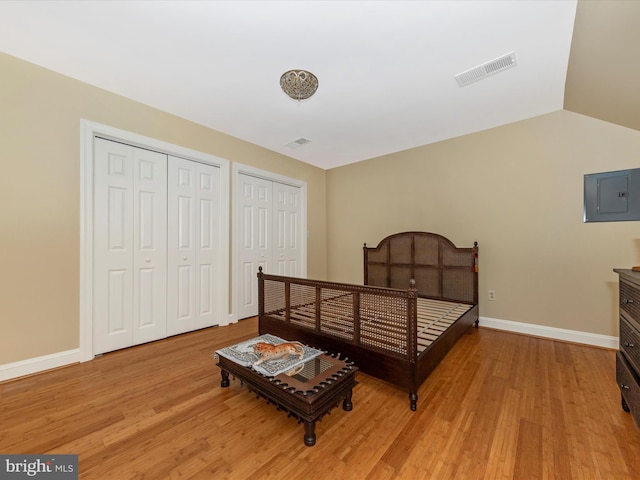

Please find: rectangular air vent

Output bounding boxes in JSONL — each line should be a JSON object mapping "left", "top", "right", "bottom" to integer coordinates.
{"left": 284, "top": 137, "right": 311, "bottom": 149}
{"left": 454, "top": 52, "right": 517, "bottom": 87}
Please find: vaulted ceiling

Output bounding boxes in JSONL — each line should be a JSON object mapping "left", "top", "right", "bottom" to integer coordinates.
{"left": 564, "top": 0, "right": 640, "bottom": 135}
{"left": 0, "top": 1, "right": 637, "bottom": 169}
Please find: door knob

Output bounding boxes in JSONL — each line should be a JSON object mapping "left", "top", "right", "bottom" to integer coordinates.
{"left": 145, "top": 258, "right": 151, "bottom": 263}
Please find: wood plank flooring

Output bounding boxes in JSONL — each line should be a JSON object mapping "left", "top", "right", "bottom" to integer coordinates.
{"left": 1, "top": 318, "right": 640, "bottom": 479}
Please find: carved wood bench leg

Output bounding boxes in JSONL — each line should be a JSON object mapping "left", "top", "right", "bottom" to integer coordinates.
{"left": 220, "top": 369, "right": 230, "bottom": 388}
{"left": 304, "top": 421, "right": 316, "bottom": 447}
{"left": 343, "top": 388, "right": 353, "bottom": 411}
{"left": 410, "top": 392, "right": 418, "bottom": 411}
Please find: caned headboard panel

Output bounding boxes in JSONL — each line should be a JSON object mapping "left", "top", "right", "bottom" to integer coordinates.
{"left": 364, "top": 231, "right": 478, "bottom": 304}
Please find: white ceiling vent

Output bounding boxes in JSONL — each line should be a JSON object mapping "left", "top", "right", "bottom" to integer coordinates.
{"left": 284, "top": 137, "right": 312, "bottom": 149}
{"left": 454, "top": 52, "right": 517, "bottom": 87}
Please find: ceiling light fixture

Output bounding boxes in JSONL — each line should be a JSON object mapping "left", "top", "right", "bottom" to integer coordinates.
{"left": 280, "top": 69, "right": 318, "bottom": 100}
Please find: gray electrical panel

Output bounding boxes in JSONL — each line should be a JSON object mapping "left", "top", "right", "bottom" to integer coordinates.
{"left": 584, "top": 168, "right": 640, "bottom": 222}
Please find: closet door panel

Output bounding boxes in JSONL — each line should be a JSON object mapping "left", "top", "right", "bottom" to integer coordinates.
{"left": 94, "top": 141, "right": 134, "bottom": 353}
{"left": 236, "top": 174, "right": 272, "bottom": 320}
{"left": 168, "top": 157, "right": 222, "bottom": 334}
{"left": 177, "top": 265, "right": 193, "bottom": 317}
{"left": 168, "top": 157, "right": 197, "bottom": 334}
{"left": 132, "top": 147, "right": 168, "bottom": 344}
{"left": 106, "top": 269, "right": 129, "bottom": 335}
{"left": 195, "top": 165, "right": 221, "bottom": 328}
{"left": 94, "top": 139, "right": 167, "bottom": 354}
{"left": 273, "top": 182, "right": 302, "bottom": 277}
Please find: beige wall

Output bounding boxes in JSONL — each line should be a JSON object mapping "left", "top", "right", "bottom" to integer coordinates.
{"left": 0, "top": 52, "right": 327, "bottom": 365}
{"left": 3, "top": 46, "right": 639, "bottom": 368}
{"left": 326, "top": 110, "right": 640, "bottom": 338}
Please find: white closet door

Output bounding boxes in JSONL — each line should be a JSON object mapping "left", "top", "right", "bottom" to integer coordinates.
{"left": 236, "top": 174, "right": 273, "bottom": 320}
{"left": 167, "top": 156, "right": 222, "bottom": 335}
{"left": 93, "top": 138, "right": 167, "bottom": 354}
{"left": 273, "top": 182, "right": 303, "bottom": 277}
{"left": 167, "top": 157, "right": 196, "bottom": 335}
{"left": 195, "top": 161, "right": 222, "bottom": 329}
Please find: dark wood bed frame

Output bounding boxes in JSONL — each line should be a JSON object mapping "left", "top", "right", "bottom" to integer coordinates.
{"left": 258, "top": 231, "right": 478, "bottom": 410}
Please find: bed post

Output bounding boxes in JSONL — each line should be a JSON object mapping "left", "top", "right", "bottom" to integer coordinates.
{"left": 407, "top": 278, "right": 419, "bottom": 411}
{"left": 473, "top": 242, "right": 479, "bottom": 327}
{"left": 285, "top": 281, "right": 291, "bottom": 323}
{"left": 363, "top": 243, "right": 369, "bottom": 285}
{"left": 258, "top": 266, "right": 264, "bottom": 318}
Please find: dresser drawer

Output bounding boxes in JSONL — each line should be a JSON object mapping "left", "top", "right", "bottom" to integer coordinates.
{"left": 616, "top": 352, "right": 640, "bottom": 427}
{"left": 620, "top": 317, "right": 640, "bottom": 373}
{"left": 620, "top": 278, "right": 640, "bottom": 323}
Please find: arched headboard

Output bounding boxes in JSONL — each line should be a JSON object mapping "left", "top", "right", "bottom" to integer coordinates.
{"left": 364, "top": 231, "right": 478, "bottom": 304}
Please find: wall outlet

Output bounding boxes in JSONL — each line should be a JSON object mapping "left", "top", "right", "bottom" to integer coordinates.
{"left": 488, "top": 290, "right": 496, "bottom": 301}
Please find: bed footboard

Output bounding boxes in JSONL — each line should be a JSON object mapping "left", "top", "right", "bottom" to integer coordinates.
{"left": 258, "top": 268, "right": 419, "bottom": 388}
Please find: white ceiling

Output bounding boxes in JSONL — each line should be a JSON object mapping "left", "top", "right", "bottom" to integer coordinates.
{"left": 0, "top": 0, "right": 577, "bottom": 170}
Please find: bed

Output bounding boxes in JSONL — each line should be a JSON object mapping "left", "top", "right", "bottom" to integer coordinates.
{"left": 258, "top": 231, "right": 479, "bottom": 411}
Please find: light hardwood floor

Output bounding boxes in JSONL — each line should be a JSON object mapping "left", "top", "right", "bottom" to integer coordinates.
{"left": 1, "top": 318, "right": 639, "bottom": 479}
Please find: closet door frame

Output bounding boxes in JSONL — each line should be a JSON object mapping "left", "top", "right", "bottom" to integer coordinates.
{"left": 80, "top": 120, "right": 230, "bottom": 362}
{"left": 232, "top": 163, "right": 307, "bottom": 323}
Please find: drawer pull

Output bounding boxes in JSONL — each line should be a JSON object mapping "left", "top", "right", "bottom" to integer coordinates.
{"left": 625, "top": 298, "right": 634, "bottom": 304}
{"left": 620, "top": 383, "right": 630, "bottom": 390}
{"left": 625, "top": 342, "right": 635, "bottom": 348}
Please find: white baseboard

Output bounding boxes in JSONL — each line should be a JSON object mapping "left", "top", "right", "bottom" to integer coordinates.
{"left": 0, "top": 318, "right": 616, "bottom": 383}
{"left": 0, "top": 349, "right": 80, "bottom": 383}
{"left": 479, "top": 316, "right": 619, "bottom": 349}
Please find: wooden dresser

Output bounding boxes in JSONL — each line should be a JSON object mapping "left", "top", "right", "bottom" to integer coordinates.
{"left": 614, "top": 268, "right": 640, "bottom": 427}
